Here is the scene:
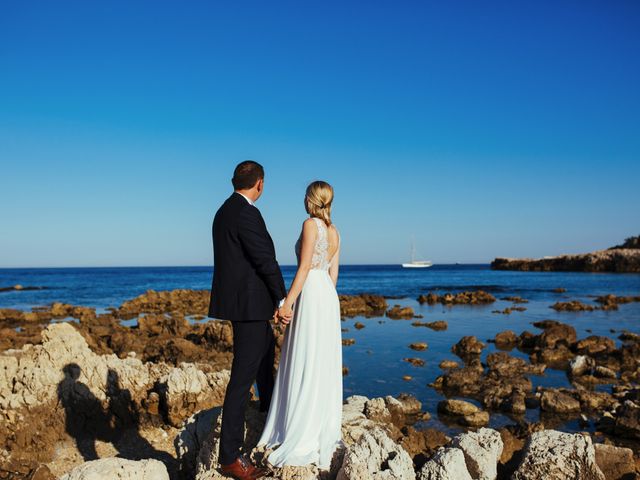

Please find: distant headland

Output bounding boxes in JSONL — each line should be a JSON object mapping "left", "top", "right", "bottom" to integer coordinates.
{"left": 491, "top": 236, "right": 640, "bottom": 273}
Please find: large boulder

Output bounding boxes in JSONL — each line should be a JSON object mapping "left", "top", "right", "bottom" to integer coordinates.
{"left": 337, "top": 426, "right": 415, "bottom": 480}
{"left": 450, "top": 428, "right": 503, "bottom": 480}
{"left": 417, "top": 447, "right": 472, "bottom": 480}
{"left": 59, "top": 458, "right": 169, "bottom": 480}
{"left": 512, "top": 430, "right": 605, "bottom": 480}
{"left": 158, "top": 364, "right": 229, "bottom": 427}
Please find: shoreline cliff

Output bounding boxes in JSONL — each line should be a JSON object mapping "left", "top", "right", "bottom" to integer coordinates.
{"left": 491, "top": 236, "right": 640, "bottom": 273}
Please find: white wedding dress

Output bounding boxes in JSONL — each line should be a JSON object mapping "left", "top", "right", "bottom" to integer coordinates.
{"left": 257, "top": 217, "right": 343, "bottom": 469}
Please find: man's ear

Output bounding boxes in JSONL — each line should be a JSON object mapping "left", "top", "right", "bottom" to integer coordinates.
{"left": 256, "top": 178, "right": 264, "bottom": 192}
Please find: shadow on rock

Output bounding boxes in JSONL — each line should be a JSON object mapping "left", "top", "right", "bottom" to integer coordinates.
{"left": 58, "top": 364, "right": 178, "bottom": 476}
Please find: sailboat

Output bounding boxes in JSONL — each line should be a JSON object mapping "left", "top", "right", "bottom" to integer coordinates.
{"left": 402, "top": 238, "right": 433, "bottom": 268}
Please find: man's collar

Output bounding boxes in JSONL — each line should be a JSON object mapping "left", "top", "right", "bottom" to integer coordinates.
{"left": 235, "top": 191, "right": 254, "bottom": 206}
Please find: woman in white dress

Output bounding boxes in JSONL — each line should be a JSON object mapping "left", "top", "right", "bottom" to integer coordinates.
{"left": 257, "top": 180, "right": 343, "bottom": 470}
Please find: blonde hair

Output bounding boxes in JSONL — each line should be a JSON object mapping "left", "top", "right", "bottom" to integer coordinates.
{"left": 305, "top": 181, "right": 334, "bottom": 226}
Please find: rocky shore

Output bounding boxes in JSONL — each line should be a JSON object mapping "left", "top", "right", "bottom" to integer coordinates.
{"left": 1, "top": 289, "right": 640, "bottom": 479}
{"left": 491, "top": 236, "right": 640, "bottom": 273}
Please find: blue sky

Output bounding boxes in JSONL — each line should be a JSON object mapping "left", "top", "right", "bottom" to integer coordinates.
{"left": 1, "top": 1, "right": 639, "bottom": 267}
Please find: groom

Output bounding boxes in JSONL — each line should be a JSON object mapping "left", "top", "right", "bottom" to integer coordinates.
{"left": 208, "top": 161, "right": 290, "bottom": 480}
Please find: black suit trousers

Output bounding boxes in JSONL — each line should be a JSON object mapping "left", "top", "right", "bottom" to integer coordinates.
{"left": 219, "top": 319, "right": 276, "bottom": 465}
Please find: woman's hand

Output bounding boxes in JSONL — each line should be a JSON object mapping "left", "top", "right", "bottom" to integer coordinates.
{"left": 278, "top": 302, "right": 294, "bottom": 325}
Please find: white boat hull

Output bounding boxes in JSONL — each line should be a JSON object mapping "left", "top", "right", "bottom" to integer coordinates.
{"left": 402, "top": 262, "right": 432, "bottom": 268}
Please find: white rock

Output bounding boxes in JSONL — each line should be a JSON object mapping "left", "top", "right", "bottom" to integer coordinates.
{"left": 175, "top": 407, "right": 221, "bottom": 478}
{"left": 0, "top": 322, "right": 229, "bottom": 429}
{"left": 417, "top": 447, "right": 473, "bottom": 480}
{"left": 569, "top": 355, "right": 594, "bottom": 377}
{"left": 337, "top": 426, "right": 415, "bottom": 480}
{"left": 512, "top": 430, "right": 605, "bottom": 480}
{"left": 450, "top": 427, "right": 503, "bottom": 480}
{"left": 59, "top": 457, "right": 169, "bottom": 480}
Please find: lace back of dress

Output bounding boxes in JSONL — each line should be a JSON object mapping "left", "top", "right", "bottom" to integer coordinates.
{"left": 311, "top": 217, "right": 330, "bottom": 271}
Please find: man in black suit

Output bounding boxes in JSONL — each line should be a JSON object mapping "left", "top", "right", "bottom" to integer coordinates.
{"left": 208, "top": 161, "right": 290, "bottom": 480}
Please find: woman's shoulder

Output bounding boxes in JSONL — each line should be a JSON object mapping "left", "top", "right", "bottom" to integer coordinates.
{"left": 328, "top": 224, "right": 340, "bottom": 242}
{"left": 302, "top": 217, "right": 319, "bottom": 235}
{"left": 303, "top": 217, "right": 318, "bottom": 227}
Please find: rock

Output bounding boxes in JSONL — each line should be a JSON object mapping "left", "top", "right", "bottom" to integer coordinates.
{"left": 439, "top": 360, "right": 459, "bottom": 369}
{"left": 451, "top": 428, "right": 503, "bottom": 480}
{"left": 409, "top": 342, "right": 428, "bottom": 351}
{"left": 512, "top": 430, "right": 605, "bottom": 480}
{"left": 491, "top": 247, "right": 640, "bottom": 273}
{"left": 452, "top": 336, "right": 485, "bottom": 359}
{"left": 595, "top": 294, "right": 640, "bottom": 310}
{"left": 461, "top": 411, "right": 490, "bottom": 427}
{"left": 60, "top": 458, "right": 169, "bottom": 480}
{"left": 116, "top": 289, "right": 210, "bottom": 318}
{"left": 425, "top": 321, "right": 448, "bottom": 331}
{"left": 417, "top": 447, "right": 473, "bottom": 480}
{"left": 540, "top": 389, "right": 581, "bottom": 414}
{"left": 530, "top": 344, "right": 574, "bottom": 368}
{"left": 337, "top": 426, "right": 415, "bottom": 480}
{"left": 399, "top": 426, "right": 450, "bottom": 462}
{"left": 575, "top": 336, "right": 617, "bottom": 356}
{"left": 593, "top": 443, "right": 636, "bottom": 480}
{"left": 340, "top": 395, "right": 376, "bottom": 445}
{"left": 486, "top": 352, "right": 544, "bottom": 377}
{"left": 417, "top": 291, "right": 496, "bottom": 306}
{"left": 613, "top": 400, "right": 640, "bottom": 439}
{"left": 501, "top": 296, "right": 529, "bottom": 303}
{"left": 536, "top": 322, "right": 577, "bottom": 348}
{"left": 364, "top": 397, "right": 392, "bottom": 423}
{"left": 392, "top": 394, "right": 422, "bottom": 416}
{"left": 0, "top": 322, "right": 230, "bottom": 469}
{"left": 343, "top": 339, "right": 356, "bottom": 346}
{"left": 438, "top": 399, "right": 489, "bottom": 426}
{"left": 138, "top": 313, "right": 189, "bottom": 336}
{"left": 594, "top": 366, "right": 617, "bottom": 379}
{"left": 438, "top": 398, "right": 480, "bottom": 416}
{"left": 551, "top": 300, "right": 598, "bottom": 312}
{"left": 570, "top": 355, "right": 595, "bottom": 377}
{"left": 492, "top": 307, "right": 527, "bottom": 315}
{"left": 575, "top": 390, "right": 617, "bottom": 412}
{"left": 158, "top": 364, "right": 230, "bottom": 427}
{"left": 432, "top": 365, "right": 484, "bottom": 396}
{"left": 618, "top": 330, "right": 640, "bottom": 343}
{"left": 386, "top": 306, "right": 415, "bottom": 319}
{"left": 493, "top": 330, "right": 518, "bottom": 347}
{"left": 498, "top": 427, "right": 525, "bottom": 465}
{"left": 339, "top": 294, "right": 388, "bottom": 318}
{"left": 354, "top": 322, "right": 365, "bottom": 330}
{"left": 404, "top": 358, "right": 425, "bottom": 367}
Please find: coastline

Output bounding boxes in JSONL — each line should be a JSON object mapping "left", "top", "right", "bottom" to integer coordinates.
{"left": 1, "top": 286, "right": 640, "bottom": 478}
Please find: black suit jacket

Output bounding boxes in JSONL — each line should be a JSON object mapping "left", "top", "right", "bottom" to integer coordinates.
{"left": 208, "top": 192, "right": 286, "bottom": 321}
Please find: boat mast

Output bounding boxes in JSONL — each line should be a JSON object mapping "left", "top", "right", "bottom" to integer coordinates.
{"left": 410, "top": 236, "right": 416, "bottom": 263}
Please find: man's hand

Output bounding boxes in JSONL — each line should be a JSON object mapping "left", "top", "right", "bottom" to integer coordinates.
{"left": 277, "top": 304, "right": 293, "bottom": 325}
{"left": 273, "top": 308, "right": 280, "bottom": 324}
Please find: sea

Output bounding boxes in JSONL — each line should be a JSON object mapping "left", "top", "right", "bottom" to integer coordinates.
{"left": 1, "top": 264, "right": 639, "bottom": 435}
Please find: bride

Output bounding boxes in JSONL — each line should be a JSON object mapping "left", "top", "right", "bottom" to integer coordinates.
{"left": 257, "top": 180, "right": 343, "bottom": 470}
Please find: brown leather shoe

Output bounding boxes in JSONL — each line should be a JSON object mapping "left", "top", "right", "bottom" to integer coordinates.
{"left": 219, "top": 454, "right": 268, "bottom": 479}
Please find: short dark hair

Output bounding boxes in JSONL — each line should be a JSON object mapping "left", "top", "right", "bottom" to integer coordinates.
{"left": 232, "top": 160, "right": 264, "bottom": 190}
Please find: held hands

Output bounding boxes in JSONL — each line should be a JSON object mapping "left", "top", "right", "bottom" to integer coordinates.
{"left": 276, "top": 302, "right": 294, "bottom": 325}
